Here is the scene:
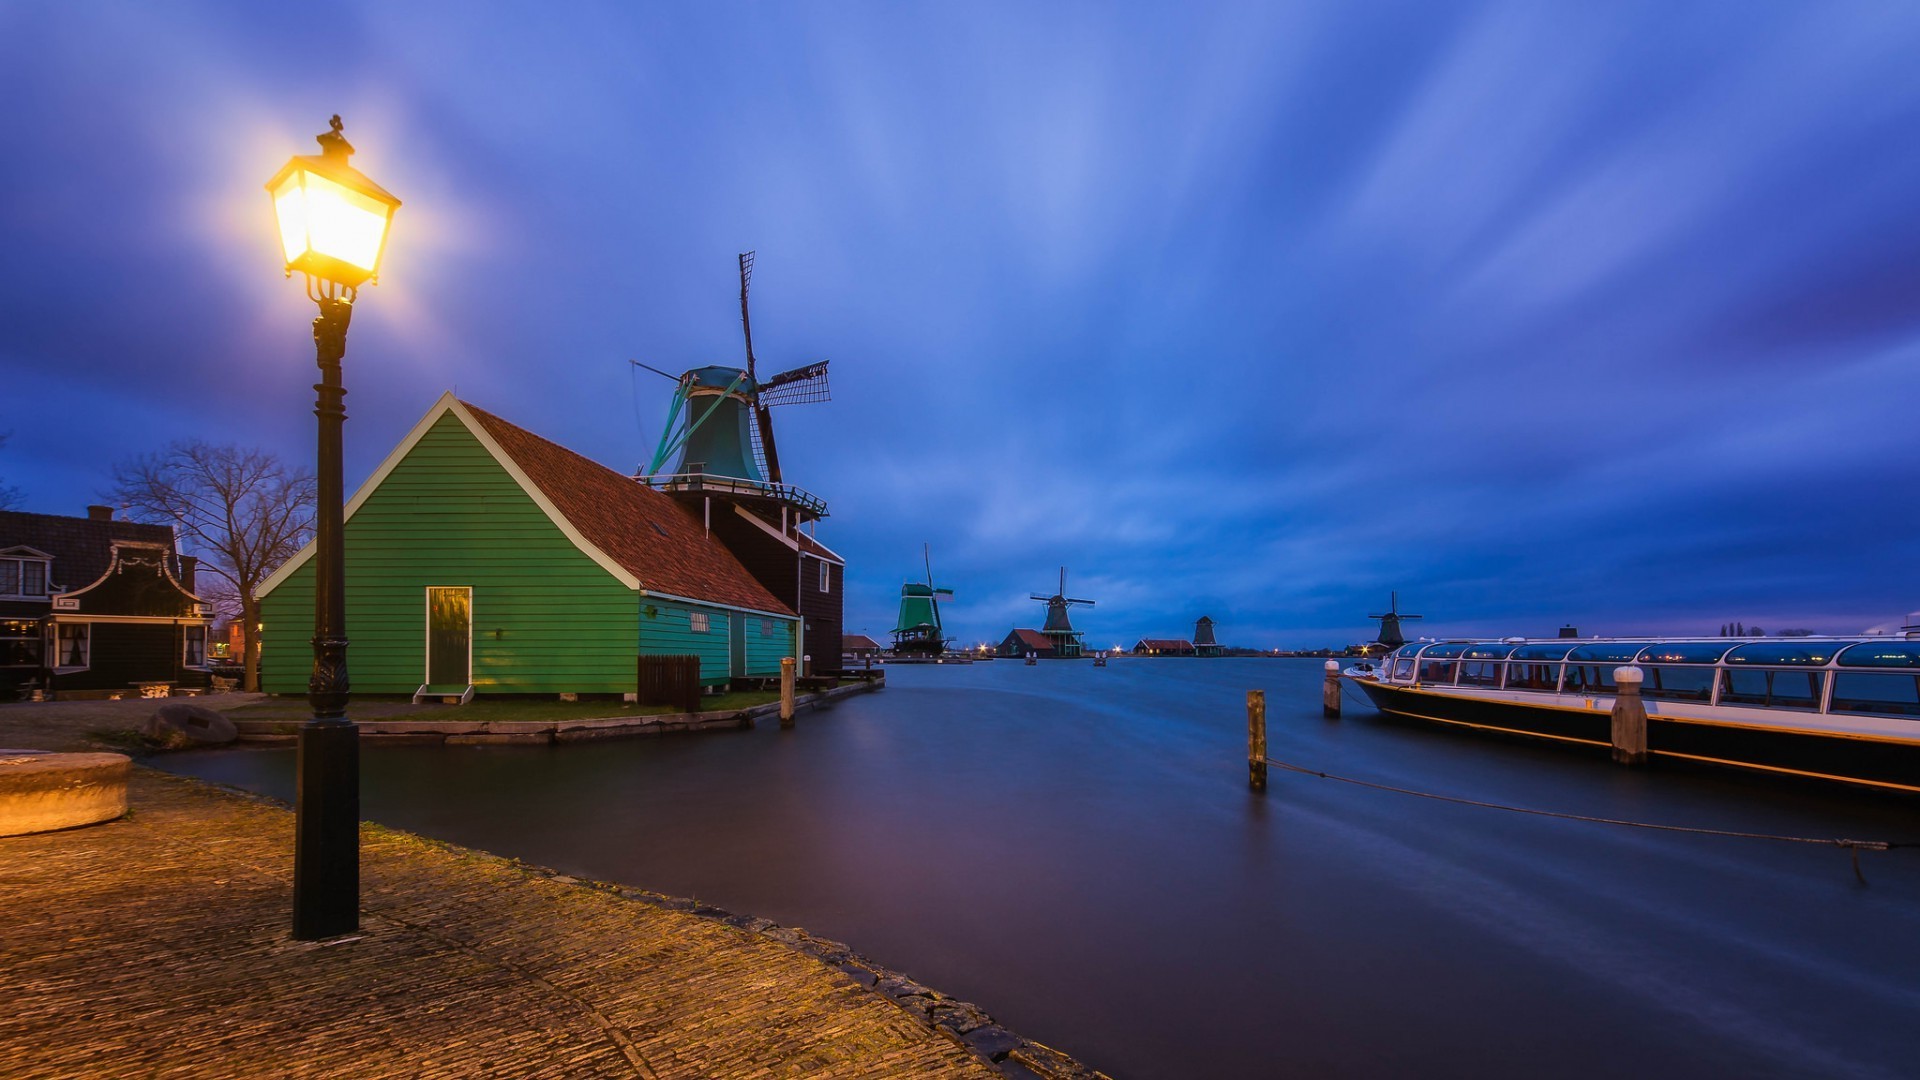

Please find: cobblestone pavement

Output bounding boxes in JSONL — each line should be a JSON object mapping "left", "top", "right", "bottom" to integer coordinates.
{"left": 0, "top": 768, "right": 1001, "bottom": 1078}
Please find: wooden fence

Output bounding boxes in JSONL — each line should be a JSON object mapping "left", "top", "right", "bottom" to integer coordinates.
{"left": 637, "top": 655, "right": 703, "bottom": 714}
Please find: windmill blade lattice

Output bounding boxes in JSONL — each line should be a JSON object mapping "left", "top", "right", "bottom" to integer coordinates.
{"left": 758, "top": 360, "right": 831, "bottom": 406}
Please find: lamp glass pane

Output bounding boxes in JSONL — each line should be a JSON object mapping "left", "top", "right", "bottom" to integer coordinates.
{"left": 301, "top": 170, "right": 390, "bottom": 275}
{"left": 271, "top": 172, "right": 309, "bottom": 264}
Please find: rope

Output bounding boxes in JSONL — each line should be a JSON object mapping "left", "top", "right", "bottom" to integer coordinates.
{"left": 1260, "top": 756, "right": 1916, "bottom": 883}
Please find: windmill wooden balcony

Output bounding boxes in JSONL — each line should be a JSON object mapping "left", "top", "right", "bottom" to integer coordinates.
{"left": 637, "top": 471, "right": 828, "bottom": 520}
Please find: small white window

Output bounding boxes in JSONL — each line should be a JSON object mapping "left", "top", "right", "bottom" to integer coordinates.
{"left": 689, "top": 611, "right": 710, "bottom": 634}
{"left": 57, "top": 623, "right": 89, "bottom": 669}
{"left": 818, "top": 561, "right": 830, "bottom": 593}
{"left": 760, "top": 618, "right": 774, "bottom": 636}
{"left": 0, "top": 555, "right": 51, "bottom": 598}
{"left": 184, "top": 625, "right": 207, "bottom": 667}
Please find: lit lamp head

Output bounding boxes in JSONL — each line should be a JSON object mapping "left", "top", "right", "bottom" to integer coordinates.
{"left": 266, "top": 115, "right": 400, "bottom": 295}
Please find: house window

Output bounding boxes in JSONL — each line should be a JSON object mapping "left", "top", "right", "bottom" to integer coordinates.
{"left": 760, "top": 618, "right": 774, "bottom": 636}
{"left": 57, "top": 623, "right": 89, "bottom": 669}
{"left": 689, "top": 611, "right": 710, "bottom": 634}
{"left": 0, "top": 621, "right": 42, "bottom": 667}
{"left": 818, "top": 561, "right": 830, "bottom": 593}
{"left": 184, "top": 625, "right": 207, "bottom": 667}
{"left": 0, "top": 556, "right": 50, "bottom": 598}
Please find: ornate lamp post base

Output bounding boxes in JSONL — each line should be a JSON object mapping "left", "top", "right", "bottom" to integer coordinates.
{"left": 292, "top": 720, "right": 359, "bottom": 938}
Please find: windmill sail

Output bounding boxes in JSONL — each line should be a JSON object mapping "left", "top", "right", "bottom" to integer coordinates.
{"left": 637, "top": 251, "right": 832, "bottom": 519}
{"left": 1026, "top": 567, "right": 1093, "bottom": 657}
{"left": 1367, "top": 591, "right": 1424, "bottom": 649}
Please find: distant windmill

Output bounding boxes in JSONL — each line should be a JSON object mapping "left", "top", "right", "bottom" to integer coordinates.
{"left": 892, "top": 544, "right": 954, "bottom": 657}
{"left": 1368, "top": 592, "right": 1423, "bottom": 649}
{"left": 1030, "top": 568, "right": 1094, "bottom": 658}
{"left": 639, "top": 251, "right": 830, "bottom": 486}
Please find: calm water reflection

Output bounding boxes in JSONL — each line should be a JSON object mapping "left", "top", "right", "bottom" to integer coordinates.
{"left": 163, "top": 659, "right": 1920, "bottom": 1078}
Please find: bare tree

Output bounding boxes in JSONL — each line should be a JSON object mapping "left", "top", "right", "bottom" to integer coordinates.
{"left": 0, "top": 432, "right": 22, "bottom": 510}
{"left": 109, "top": 442, "right": 315, "bottom": 692}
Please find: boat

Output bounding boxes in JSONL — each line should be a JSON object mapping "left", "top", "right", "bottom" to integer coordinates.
{"left": 1346, "top": 636, "right": 1920, "bottom": 794}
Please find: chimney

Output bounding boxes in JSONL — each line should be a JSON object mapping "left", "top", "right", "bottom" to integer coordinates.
{"left": 87, "top": 505, "right": 113, "bottom": 522}
{"left": 179, "top": 555, "right": 198, "bottom": 591}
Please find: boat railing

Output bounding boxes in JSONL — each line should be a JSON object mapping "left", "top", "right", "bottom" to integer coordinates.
{"left": 1377, "top": 636, "right": 1920, "bottom": 719}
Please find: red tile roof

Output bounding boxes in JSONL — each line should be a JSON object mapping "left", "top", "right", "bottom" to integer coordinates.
{"left": 841, "top": 634, "right": 883, "bottom": 652}
{"left": 1005, "top": 629, "right": 1053, "bottom": 651}
{"left": 462, "top": 402, "right": 793, "bottom": 616}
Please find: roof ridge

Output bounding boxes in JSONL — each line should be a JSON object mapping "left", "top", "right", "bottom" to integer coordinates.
{"left": 458, "top": 399, "right": 635, "bottom": 486}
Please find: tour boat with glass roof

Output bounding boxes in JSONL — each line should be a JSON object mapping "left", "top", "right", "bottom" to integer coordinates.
{"left": 1345, "top": 637, "right": 1920, "bottom": 793}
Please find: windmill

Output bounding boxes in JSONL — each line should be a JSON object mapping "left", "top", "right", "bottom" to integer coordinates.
{"left": 892, "top": 544, "right": 954, "bottom": 657}
{"left": 1029, "top": 567, "right": 1094, "bottom": 658}
{"left": 639, "top": 251, "right": 831, "bottom": 496}
{"left": 1368, "top": 592, "right": 1423, "bottom": 650}
{"left": 1194, "top": 615, "right": 1221, "bottom": 657}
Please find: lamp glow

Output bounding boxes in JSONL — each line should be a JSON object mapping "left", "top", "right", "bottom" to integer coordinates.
{"left": 266, "top": 117, "right": 399, "bottom": 289}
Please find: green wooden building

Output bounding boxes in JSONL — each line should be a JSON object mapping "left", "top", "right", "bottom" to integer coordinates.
{"left": 257, "top": 394, "right": 799, "bottom": 698}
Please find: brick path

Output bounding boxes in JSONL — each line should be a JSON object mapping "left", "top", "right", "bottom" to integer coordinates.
{"left": 0, "top": 768, "right": 1000, "bottom": 1079}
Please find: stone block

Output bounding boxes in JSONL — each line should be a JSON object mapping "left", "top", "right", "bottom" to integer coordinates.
{"left": 445, "top": 732, "right": 552, "bottom": 746}
{"left": 963, "top": 1024, "right": 1025, "bottom": 1061}
{"left": 144, "top": 704, "right": 238, "bottom": 748}
{"left": 0, "top": 752, "right": 130, "bottom": 836}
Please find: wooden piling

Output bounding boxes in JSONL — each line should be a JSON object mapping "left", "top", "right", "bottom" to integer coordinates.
{"left": 1247, "top": 690, "right": 1267, "bottom": 791}
{"left": 1610, "top": 665, "right": 1647, "bottom": 765}
{"left": 1323, "top": 660, "right": 1342, "bottom": 718}
{"left": 780, "top": 657, "right": 796, "bottom": 729}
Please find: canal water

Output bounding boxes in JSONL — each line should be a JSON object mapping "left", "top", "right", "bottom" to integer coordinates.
{"left": 162, "top": 659, "right": 1920, "bottom": 1078}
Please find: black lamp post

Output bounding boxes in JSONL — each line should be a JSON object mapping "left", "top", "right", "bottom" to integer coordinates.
{"left": 266, "top": 116, "right": 400, "bottom": 940}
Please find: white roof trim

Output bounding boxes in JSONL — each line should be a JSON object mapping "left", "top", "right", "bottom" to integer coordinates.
{"left": 732, "top": 505, "right": 799, "bottom": 551}
{"left": 53, "top": 542, "right": 205, "bottom": 608}
{"left": 799, "top": 536, "right": 845, "bottom": 565}
{"left": 730, "top": 504, "right": 845, "bottom": 564}
{"left": 642, "top": 588, "right": 796, "bottom": 622}
{"left": 258, "top": 393, "right": 644, "bottom": 598}
{"left": 0, "top": 545, "right": 54, "bottom": 560}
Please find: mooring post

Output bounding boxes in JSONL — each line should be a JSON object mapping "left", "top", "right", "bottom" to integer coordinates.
{"left": 1610, "top": 665, "right": 1647, "bottom": 765}
{"left": 1247, "top": 689, "right": 1268, "bottom": 791}
{"left": 780, "top": 656, "right": 796, "bottom": 729}
{"left": 1323, "top": 660, "right": 1342, "bottom": 718}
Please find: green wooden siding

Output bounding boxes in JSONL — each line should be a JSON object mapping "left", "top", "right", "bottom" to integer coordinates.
{"left": 745, "top": 614, "right": 795, "bottom": 677}
{"left": 259, "top": 413, "right": 636, "bottom": 694}
{"left": 639, "top": 599, "right": 734, "bottom": 686}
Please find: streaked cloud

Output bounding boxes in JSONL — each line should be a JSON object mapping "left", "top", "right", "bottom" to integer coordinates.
{"left": 4, "top": 1, "right": 1919, "bottom": 648}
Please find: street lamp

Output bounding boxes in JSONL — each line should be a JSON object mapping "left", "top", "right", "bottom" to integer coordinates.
{"left": 267, "top": 115, "right": 399, "bottom": 940}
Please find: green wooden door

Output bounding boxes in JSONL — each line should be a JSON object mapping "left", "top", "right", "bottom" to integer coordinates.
{"left": 427, "top": 587, "right": 471, "bottom": 687}
{"left": 729, "top": 613, "right": 747, "bottom": 679}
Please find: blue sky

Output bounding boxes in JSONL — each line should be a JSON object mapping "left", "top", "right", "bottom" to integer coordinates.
{"left": 4, "top": 2, "right": 1919, "bottom": 648}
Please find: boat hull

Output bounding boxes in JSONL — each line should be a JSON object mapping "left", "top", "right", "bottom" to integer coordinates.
{"left": 1351, "top": 679, "right": 1920, "bottom": 794}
